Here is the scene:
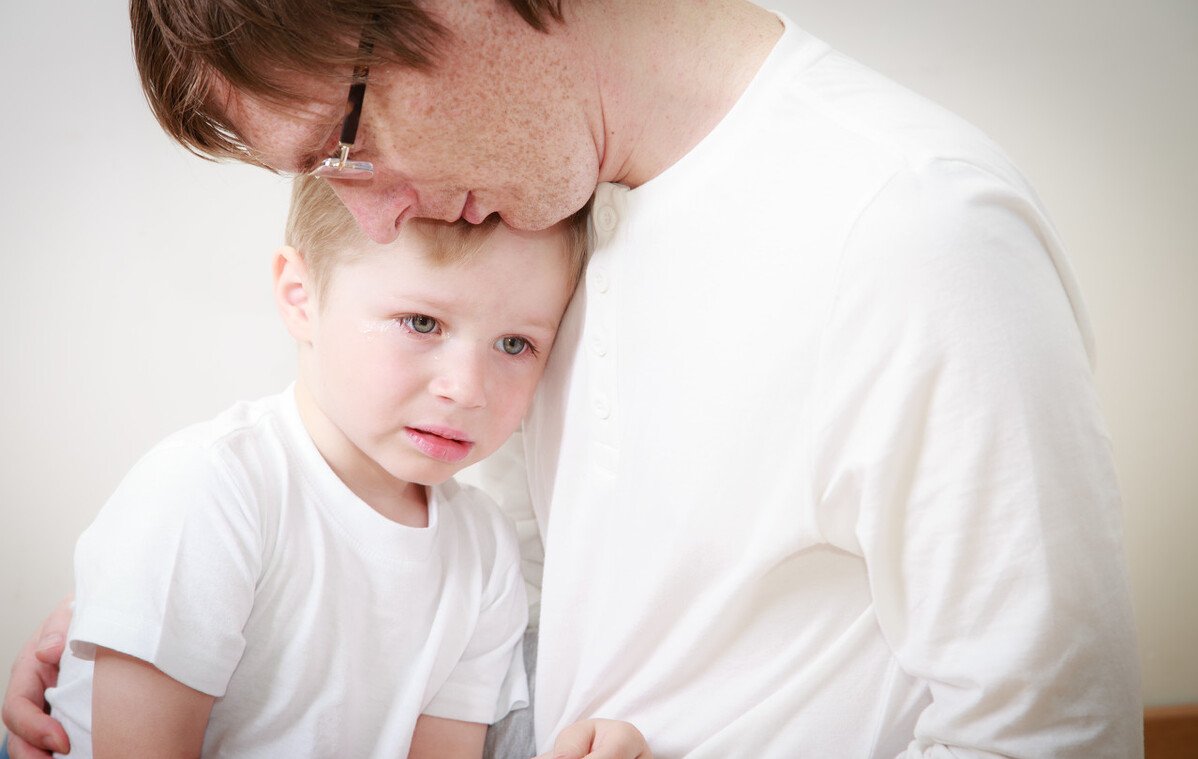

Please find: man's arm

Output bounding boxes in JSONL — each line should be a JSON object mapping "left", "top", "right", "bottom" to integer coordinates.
{"left": 2, "top": 597, "right": 72, "bottom": 759}
{"left": 91, "top": 647, "right": 214, "bottom": 759}
{"left": 818, "top": 160, "right": 1141, "bottom": 755}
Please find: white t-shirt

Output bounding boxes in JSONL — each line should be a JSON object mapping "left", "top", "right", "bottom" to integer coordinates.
{"left": 521, "top": 13, "right": 1141, "bottom": 759}
{"left": 47, "top": 387, "right": 528, "bottom": 758}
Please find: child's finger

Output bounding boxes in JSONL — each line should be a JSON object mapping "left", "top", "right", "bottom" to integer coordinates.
{"left": 582, "top": 727, "right": 653, "bottom": 759}
{"left": 534, "top": 719, "right": 653, "bottom": 759}
{"left": 532, "top": 718, "right": 597, "bottom": 758}
{"left": 8, "top": 732, "right": 57, "bottom": 759}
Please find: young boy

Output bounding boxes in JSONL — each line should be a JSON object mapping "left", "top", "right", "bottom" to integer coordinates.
{"left": 41, "top": 176, "right": 641, "bottom": 758}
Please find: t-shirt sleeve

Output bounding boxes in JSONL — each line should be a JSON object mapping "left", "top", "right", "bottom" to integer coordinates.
{"left": 422, "top": 504, "right": 530, "bottom": 725}
{"left": 812, "top": 160, "right": 1141, "bottom": 756}
{"left": 68, "top": 440, "right": 261, "bottom": 697}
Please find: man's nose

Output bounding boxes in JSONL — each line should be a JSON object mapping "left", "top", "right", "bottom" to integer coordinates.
{"left": 327, "top": 181, "right": 413, "bottom": 244}
{"left": 428, "top": 346, "right": 488, "bottom": 409}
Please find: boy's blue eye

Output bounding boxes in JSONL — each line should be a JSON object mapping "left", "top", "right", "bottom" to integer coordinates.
{"left": 406, "top": 315, "right": 437, "bottom": 334}
{"left": 498, "top": 336, "right": 528, "bottom": 355}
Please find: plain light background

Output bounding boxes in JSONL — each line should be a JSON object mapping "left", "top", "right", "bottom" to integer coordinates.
{"left": 1, "top": 0, "right": 1194, "bottom": 714}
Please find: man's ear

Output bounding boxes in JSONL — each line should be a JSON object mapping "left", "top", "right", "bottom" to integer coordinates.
{"left": 273, "top": 245, "right": 314, "bottom": 343}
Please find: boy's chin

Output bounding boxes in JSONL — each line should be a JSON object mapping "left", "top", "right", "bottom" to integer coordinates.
{"left": 409, "top": 471, "right": 457, "bottom": 487}
{"left": 400, "top": 459, "right": 477, "bottom": 487}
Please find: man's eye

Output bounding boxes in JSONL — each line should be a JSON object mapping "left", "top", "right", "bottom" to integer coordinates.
{"left": 497, "top": 336, "right": 529, "bottom": 355}
{"left": 403, "top": 315, "right": 438, "bottom": 334}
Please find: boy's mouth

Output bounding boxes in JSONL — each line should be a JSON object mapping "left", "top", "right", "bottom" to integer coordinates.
{"left": 404, "top": 426, "right": 474, "bottom": 464}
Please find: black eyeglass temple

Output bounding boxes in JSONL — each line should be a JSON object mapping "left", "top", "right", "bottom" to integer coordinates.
{"left": 339, "top": 69, "right": 369, "bottom": 146}
{"left": 339, "top": 23, "right": 376, "bottom": 147}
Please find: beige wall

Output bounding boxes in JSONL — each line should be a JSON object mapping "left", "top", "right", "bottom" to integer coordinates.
{"left": 1, "top": 0, "right": 1194, "bottom": 713}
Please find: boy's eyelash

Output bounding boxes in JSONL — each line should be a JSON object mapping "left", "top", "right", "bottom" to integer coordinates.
{"left": 393, "top": 316, "right": 540, "bottom": 358}
{"left": 397, "top": 314, "right": 439, "bottom": 332}
{"left": 496, "top": 334, "right": 541, "bottom": 359}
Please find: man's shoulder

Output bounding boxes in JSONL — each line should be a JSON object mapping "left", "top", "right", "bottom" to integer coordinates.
{"left": 762, "top": 24, "right": 1026, "bottom": 192}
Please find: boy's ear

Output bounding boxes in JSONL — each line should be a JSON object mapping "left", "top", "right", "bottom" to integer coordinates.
{"left": 273, "top": 245, "right": 314, "bottom": 343}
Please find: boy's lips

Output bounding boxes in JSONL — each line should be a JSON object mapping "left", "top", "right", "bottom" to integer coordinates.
{"left": 404, "top": 425, "right": 475, "bottom": 464}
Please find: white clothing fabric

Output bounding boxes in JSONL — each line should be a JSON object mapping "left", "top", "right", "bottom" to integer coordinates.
{"left": 46, "top": 387, "right": 528, "bottom": 759}
{"left": 519, "top": 13, "right": 1141, "bottom": 759}
{"left": 458, "top": 431, "right": 544, "bottom": 631}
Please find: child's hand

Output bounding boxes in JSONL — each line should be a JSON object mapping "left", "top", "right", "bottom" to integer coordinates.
{"left": 533, "top": 718, "right": 652, "bottom": 759}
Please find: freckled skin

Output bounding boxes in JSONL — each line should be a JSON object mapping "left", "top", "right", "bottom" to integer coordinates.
{"left": 221, "top": 0, "right": 781, "bottom": 245}
{"left": 228, "top": 0, "right": 604, "bottom": 242}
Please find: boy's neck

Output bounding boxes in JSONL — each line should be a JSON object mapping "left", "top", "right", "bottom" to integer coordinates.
{"left": 292, "top": 380, "right": 430, "bottom": 528}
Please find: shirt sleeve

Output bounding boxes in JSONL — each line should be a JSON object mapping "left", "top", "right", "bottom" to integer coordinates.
{"left": 422, "top": 505, "right": 530, "bottom": 725}
{"left": 69, "top": 439, "right": 261, "bottom": 697}
{"left": 812, "top": 159, "right": 1142, "bottom": 757}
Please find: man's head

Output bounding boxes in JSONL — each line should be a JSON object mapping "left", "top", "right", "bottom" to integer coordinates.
{"left": 274, "top": 174, "right": 588, "bottom": 487}
{"left": 132, "top": 0, "right": 602, "bottom": 241}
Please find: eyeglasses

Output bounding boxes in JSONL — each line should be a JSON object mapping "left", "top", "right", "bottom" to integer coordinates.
{"left": 310, "top": 29, "right": 375, "bottom": 181}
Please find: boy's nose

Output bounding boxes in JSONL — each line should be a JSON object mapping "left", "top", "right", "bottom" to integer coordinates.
{"left": 428, "top": 348, "right": 488, "bottom": 409}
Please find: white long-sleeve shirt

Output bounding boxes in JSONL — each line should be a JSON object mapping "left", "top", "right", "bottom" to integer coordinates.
{"left": 517, "top": 14, "right": 1140, "bottom": 758}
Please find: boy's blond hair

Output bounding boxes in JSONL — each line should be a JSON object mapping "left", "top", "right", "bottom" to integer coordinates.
{"left": 284, "top": 175, "right": 590, "bottom": 301}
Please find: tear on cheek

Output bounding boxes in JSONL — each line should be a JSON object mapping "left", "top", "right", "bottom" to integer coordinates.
{"left": 360, "top": 319, "right": 398, "bottom": 339}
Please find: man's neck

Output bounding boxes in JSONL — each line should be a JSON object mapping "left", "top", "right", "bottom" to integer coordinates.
{"left": 577, "top": 0, "right": 784, "bottom": 189}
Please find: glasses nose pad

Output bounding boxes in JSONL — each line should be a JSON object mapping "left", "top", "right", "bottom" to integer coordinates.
{"left": 309, "top": 158, "right": 375, "bottom": 180}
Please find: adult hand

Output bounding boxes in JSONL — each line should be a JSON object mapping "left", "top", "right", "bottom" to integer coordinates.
{"left": 2, "top": 595, "right": 73, "bottom": 758}
{"left": 533, "top": 718, "right": 652, "bottom": 759}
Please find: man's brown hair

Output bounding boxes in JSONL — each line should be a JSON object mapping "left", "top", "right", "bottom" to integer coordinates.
{"left": 130, "top": 0, "right": 567, "bottom": 165}
{"left": 285, "top": 175, "right": 590, "bottom": 302}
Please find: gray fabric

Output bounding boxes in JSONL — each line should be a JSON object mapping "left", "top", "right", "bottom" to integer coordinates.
{"left": 484, "top": 628, "right": 538, "bottom": 759}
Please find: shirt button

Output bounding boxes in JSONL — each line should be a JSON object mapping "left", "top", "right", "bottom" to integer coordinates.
{"left": 590, "top": 268, "right": 610, "bottom": 293}
{"left": 593, "top": 396, "right": 611, "bottom": 419}
{"left": 590, "top": 334, "right": 607, "bottom": 357}
{"left": 596, "top": 205, "right": 618, "bottom": 232}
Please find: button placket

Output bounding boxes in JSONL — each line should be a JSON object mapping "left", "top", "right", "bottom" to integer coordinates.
{"left": 583, "top": 183, "right": 625, "bottom": 473}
